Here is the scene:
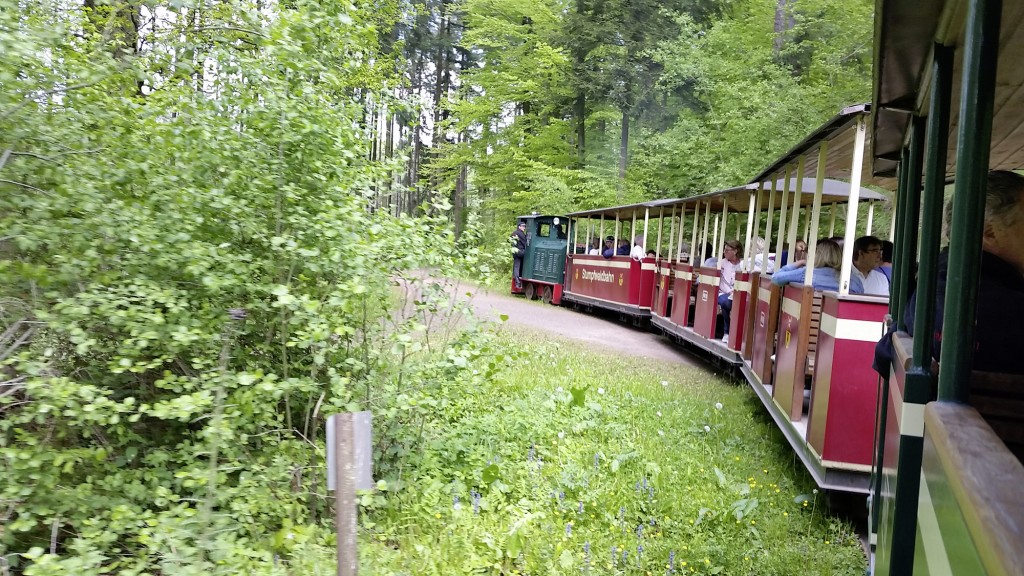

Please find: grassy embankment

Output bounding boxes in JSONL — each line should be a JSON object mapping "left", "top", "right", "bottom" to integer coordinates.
{"left": 360, "top": 331, "right": 867, "bottom": 575}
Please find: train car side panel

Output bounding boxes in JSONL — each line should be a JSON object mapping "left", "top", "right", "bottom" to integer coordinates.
{"left": 773, "top": 285, "right": 814, "bottom": 421}
{"left": 693, "top": 267, "right": 721, "bottom": 339}
{"left": 670, "top": 264, "right": 695, "bottom": 327}
{"left": 565, "top": 256, "right": 635, "bottom": 304}
{"left": 728, "top": 272, "right": 753, "bottom": 352}
{"left": 751, "top": 276, "right": 781, "bottom": 386}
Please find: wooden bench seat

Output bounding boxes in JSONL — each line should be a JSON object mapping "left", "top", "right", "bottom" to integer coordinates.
{"left": 970, "top": 371, "right": 1024, "bottom": 462}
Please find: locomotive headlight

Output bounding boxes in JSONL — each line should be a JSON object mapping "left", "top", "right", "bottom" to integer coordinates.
{"left": 553, "top": 217, "right": 560, "bottom": 225}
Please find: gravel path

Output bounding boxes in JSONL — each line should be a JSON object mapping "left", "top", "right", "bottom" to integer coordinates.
{"left": 463, "top": 283, "right": 702, "bottom": 367}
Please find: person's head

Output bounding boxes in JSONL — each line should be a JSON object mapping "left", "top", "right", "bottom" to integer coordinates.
{"left": 604, "top": 235, "right": 615, "bottom": 247}
{"left": 646, "top": 249, "right": 656, "bottom": 258}
{"left": 814, "top": 238, "right": 843, "bottom": 271}
{"left": 722, "top": 239, "right": 742, "bottom": 263}
{"left": 880, "top": 240, "right": 894, "bottom": 264}
{"left": 982, "top": 170, "right": 1024, "bottom": 274}
{"left": 853, "top": 235, "right": 883, "bottom": 272}
{"left": 829, "top": 236, "right": 845, "bottom": 248}
{"left": 753, "top": 236, "right": 766, "bottom": 253}
{"left": 518, "top": 221, "right": 527, "bottom": 232}
{"left": 703, "top": 242, "right": 714, "bottom": 261}
{"left": 634, "top": 235, "right": 645, "bottom": 247}
{"left": 794, "top": 239, "right": 808, "bottom": 260}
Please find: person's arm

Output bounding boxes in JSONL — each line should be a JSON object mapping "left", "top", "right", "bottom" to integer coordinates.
{"left": 849, "top": 274, "right": 865, "bottom": 294}
{"left": 771, "top": 263, "right": 805, "bottom": 286}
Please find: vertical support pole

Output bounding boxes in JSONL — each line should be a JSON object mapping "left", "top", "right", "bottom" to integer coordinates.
{"left": 774, "top": 167, "right": 792, "bottom": 261}
{"left": 718, "top": 202, "right": 728, "bottom": 266}
{"left": 677, "top": 205, "right": 688, "bottom": 261}
{"left": 711, "top": 215, "right": 721, "bottom": 265}
{"left": 599, "top": 216, "right": 605, "bottom": 249}
{"left": 749, "top": 183, "right": 765, "bottom": 270}
{"left": 788, "top": 157, "right": 804, "bottom": 258}
{"left": 690, "top": 201, "right": 701, "bottom": 265}
{"left": 803, "top": 144, "right": 829, "bottom": 285}
{"left": 894, "top": 118, "right": 926, "bottom": 321}
{"left": 866, "top": 201, "right": 876, "bottom": 236}
{"left": 632, "top": 210, "right": 638, "bottom": 249}
{"left": 838, "top": 116, "right": 868, "bottom": 295}
{"left": 764, "top": 178, "right": 777, "bottom": 266}
{"left": 334, "top": 414, "right": 358, "bottom": 576}
{"left": 939, "top": 0, "right": 1001, "bottom": 402}
{"left": 701, "top": 202, "right": 712, "bottom": 265}
{"left": 646, "top": 207, "right": 654, "bottom": 254}
{"left": 744, "top": 189, "right": 756, "bottom": 271}
{"left": 613, "top": 214, "right": 619, "bottom": 253}
{"left": 829, "top": 203, "right": 837, "bottom": 236}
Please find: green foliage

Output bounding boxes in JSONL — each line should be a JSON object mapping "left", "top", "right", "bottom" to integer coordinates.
{"left": 0, "top": 0, "right": 490, "bottom": 572}
{"left": 359, "top": 335, "right": 867, "bottom": 574}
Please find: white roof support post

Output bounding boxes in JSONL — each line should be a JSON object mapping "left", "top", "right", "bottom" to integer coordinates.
{"left": 599, "top": 216, "right": 605, "bottom": 247}
{"left": 643, "top": 208, "right": 650, "bottom": 253}
{"left": 829, "top": 203, "right": 837, "bottom": 237}
{"left": 689, "top": 201, "right": 700, "bottom": 265}
{"left": 655, "top": 207, "right": 664, "bottom": 256}
{"left": 568, "top": 218, "right": 574, "bottom": 259}
{"left": 743, "top": 189, "right": 756, "bottom": 272}
{"left": 711, "top": 214, "right": 721, "bottom": 267}
{"left": 700, "top": 201, "right": 712, "bottom": 266}
{"left": 667, "top": 206, "right": 676, "bottom": 261}
{"left": 788, "top": 156, "right": 805, "bottom": 256}
{"left": 803, "top": 143, "right": 829, "bottom": 285}
{"left": 749, "top": 183, "right": 765, "bottom": 270}
{"left": 764, "top": 178, "right": 777, "bottom": 267}
{"left": 613, "top": 214, "right": 619, "bottom": 251}
{"left": 632, "top": 210, "right": 638, "bottom": 245}
{"left": 839, "top": 116, "right": 867, "bottom": 295}
{"left": 774, "top": 166, "right": 792, "bottom": 260}
{"left": 888, "top": 196, "right": 897, "bottom": 241}
{"left": 866, "top": 200, "right": 875, "bottom": 236}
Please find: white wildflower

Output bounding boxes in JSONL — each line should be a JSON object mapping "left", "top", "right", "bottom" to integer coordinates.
{"left": 661, "top": 380, "right": 669, "bottom": 387}
{"left": 704, "top": 425, "right": 711, "bottom": 433}
{"left": 557, "top": 431, "right": 565, "bottom": 439}
{"left": 556, "top": 386, "right": 564, "bottom": 393}
{"left": 658, "top": 430, "right": 665, "bottom": 437}
{"left": 656, "top": 411, "right": 662, "bottom": 417}
{"left": 715, "top": 402, "right": 723, "bottom": 410}
{"left": 598, "top": 388, "right": 605, "bottom": 395}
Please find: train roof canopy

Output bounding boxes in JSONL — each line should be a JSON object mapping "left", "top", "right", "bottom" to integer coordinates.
{"left": 567, "top": 179, "right": 885, "bottom": 219}
{"left": 872, "top": 0, "right": 1024, "bottom": 177}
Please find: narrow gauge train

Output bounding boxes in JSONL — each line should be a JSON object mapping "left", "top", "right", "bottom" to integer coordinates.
{"left": 513, "top": 0, "right": 1024, "bottom": 564}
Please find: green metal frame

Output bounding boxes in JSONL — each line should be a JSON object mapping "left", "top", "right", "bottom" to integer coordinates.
{"left": 937, "top": 0, "right": 1002, "bottom": 403}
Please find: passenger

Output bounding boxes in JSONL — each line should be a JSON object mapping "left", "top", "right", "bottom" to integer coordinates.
{"left": 752, "top": 236, "right": 776, "bottom": 273}
{"left": 702, "top": 242, "right": 717, "bottom": 268}
{"left": 851, "top": 235, "right": 890, "bottom": 296}
{"left": 587, "top": 237, "right": 601, "bottom": 256}
{"left": 511, "top": 221, "right": 527, "bottom": 289}
{"left": 677, "top": 241, "right": 691, "bottom": 262}
{"left": 904, "top": 170, "right": 1024, "bottom": 375}
{"left": 601, "top": 236, "right": 615, "bottom": 259}
{"left": 778, "top": 239, "right": 806, "bottom": 268}
{"left": 771, "top": 239, "right": 865, "bottom": 293}
{"left": 718, "top": 240, "right": 742, "bottom": 343}
{"left": 617, "top": 238, "right": 630, "bottom": 256}
{"left": 878, "top": 240, "right": 894, "bottom": 282}
{"left": 630, "top": 235, "right": 646, "bottom": 260}
{"left": 646, "top": 249, "right": 657, "bottom": 258}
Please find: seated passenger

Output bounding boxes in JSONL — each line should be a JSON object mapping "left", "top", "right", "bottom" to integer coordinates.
{"left": 778, "top": 238, "right": 806, "bottom": 268}
{"left": 904, "top": 170, "right": 1024, "bottom": 375}
{"left": 718, "top": 240, "right": 742, "bottom": 342}
{"left": 851, "top": 235, "right": 890, "bottom": 296}
{"left": 878, "top": 240, "right": 894, "bottom": 282}
{"left": 630, "top": 235, "right": 646, "bottom": 260}
{"left": 646, "top": 249, "right": 657, "bottom": 258}
{"left": 771, "top": 239, "right": 865, "bottom": 293}
{"left": 677, "top": 241, "right": 691, "bottom": 262}
{"left": 702, "top": 242, "right": 717, "bottom": 268}
{"left": 751, "top": 236, "right": 775, "bottom": 273}
{"left": 617, "top": 239, "right": 630, "bottom": 256}
{"left": 601, "top": 236, "right": 615, "bottom": 259}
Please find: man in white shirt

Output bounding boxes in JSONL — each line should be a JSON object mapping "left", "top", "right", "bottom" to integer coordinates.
{"left": 630, "top": 235, "right": 646, "bottom": 261}
{"left": 718, "top": 240, "right": 742, "bottom": 342}
{"left": 851, "top": 235, "right": 890, "bottom": 296}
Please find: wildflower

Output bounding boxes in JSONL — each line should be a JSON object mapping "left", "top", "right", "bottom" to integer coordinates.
{"left": 704, "top": 425, "right": 711, "bottom": 433}
{"left": 556, "top": 386, "right": 564, "bottom": 393}
{"left": 715, "top": 402, "right": 723, "bottom": 410}
{"left": 453, "top": 495, "right": 460, "bottom": 510}
{"left": 658, "top": 430, "right": 664, "bottom": 436}
{"left": 598, "top": 387, "right": 605, "bottom": 395}
{"left": 636, "top": 525, "right": 644, "bottom": 538}
{"left": 578, "top": 501, "right": 584, "bottom": 514}
{"left": 661, "top": 380, "right": 669, "bottom": 387}
{"left": 528, "top": 444, "right": 536, "bottom": 462}
{"left": 559, "top": 491, "right": 565, "bottom": 502}
{"left": 656, "top": 411, "right": 662, "bottom": 417}
{"left": 557, "top": 431, "right": 565, "bottom": 439}
{"left": 434, "top": 513, "right": 441, "bottom": 519}
{"left": 622, "top": 550, "right": 629, "bottom": 564}
{"left": 566, "top": 523, "right": 573, "bottom": 537}
{"left": 594, "top": 453, "right": 600, "bottom": 469}
{"left": 471, "top": 489, "right": 481, "bottom": 514}
{"left": 668, "top": 550, "right": 676, "bottom": 574}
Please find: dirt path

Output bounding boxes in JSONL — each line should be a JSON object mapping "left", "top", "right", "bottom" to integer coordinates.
{"left": 463, "top": 284, "right": 702, "bottom": 367}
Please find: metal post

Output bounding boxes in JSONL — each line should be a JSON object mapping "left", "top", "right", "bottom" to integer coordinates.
{"left": 743, "top": 190, "right": 756, "bottom": 271}
{"left": 804, "top": 144, "right": 829, "bottom": 285}
{"left": 749, "top": 184, "right": 765, "bottom": 270}
{"left": 788, "top": 157, "right": 804, "bottom": 260}
{"left": 717, "top": 202, "right": 728, "bottom": 268}
{"left": 939, "top": 0, "right": 1001, "bottom": 403}
{"left": 677, "top": 205, "right": 688, "bottom": 261}
{"left": 764, "top": 178, "right": 777, "bottom": 266}
{"left": 866, "top": 201, "right": 875, "bottom": 236}
{"left": 774, "top": 167, "right": 792, "bottom": 261}
{"left": 701, "top": 202, "right": 712, "bottom": 265}
{"left": 690, "top": 201, "right": 701, "bottom": 265}
{"left": 334, "top": 414, "right": 358, "bottom": 576}
{"left": 894, "top": 118, "right": 926, "bottom": 320}
{"left": 890, "top": 149, "right": 911, "bottom": 321}
{"left": 838, "top": 116, "right": 868, "bottom": 295}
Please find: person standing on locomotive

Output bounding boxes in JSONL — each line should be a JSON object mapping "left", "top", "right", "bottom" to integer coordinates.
{"left": 718, "top": 239, "right": 742, "bottom": 343}
{"left": 851, "top": 235, "right": 890, "bottom": 296}
{"left": 511, "top": 221, "right": 527, "bottom": 290}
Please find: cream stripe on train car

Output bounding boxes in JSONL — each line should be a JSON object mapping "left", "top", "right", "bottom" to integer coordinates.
{"left": 819, "top": 314, "right": 885, "bottom": 342}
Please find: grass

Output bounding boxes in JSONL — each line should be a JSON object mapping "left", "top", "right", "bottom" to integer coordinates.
{"left": 359, "top": 331, "right": 867, "bottom": 575}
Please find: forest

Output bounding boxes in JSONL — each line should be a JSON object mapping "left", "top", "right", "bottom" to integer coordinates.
{"left": 1, "top": 0, "right": 872, "bottom": 573}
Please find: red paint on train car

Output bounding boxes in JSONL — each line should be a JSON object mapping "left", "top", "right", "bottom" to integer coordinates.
{"left": 652, "top": 261, "right": 674, "bottom": 317}
{"left": 564, "top": 256, "right": 638, "bottom": 305}
{"left": 692, "top": 267, "right": 721, "bottom": 339}
{"left": 750, "top": 275, "right": 780, "bottom": 386}
{"left": 728, "top": 271, "right": 752, "bottom": 353}
{"left": 806, "top": 294, "right": 888, "bottom": 468}
{"left": 670, "top": 263, "right": 695, "bottom": 327}
{"left": 636, "top": 257, "right": 657, "bottom": 308}
{"left": 773, "top": 284, "right": 813, "bottom": 422}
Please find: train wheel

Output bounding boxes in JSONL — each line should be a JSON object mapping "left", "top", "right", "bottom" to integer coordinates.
{"left": 541, "top": 286, "right": 553, "bottom": 304}
{"left": 524, "top": 283, "right": 536, "bottom": 300}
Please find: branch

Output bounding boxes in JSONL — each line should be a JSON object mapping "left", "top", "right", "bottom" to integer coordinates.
{"left": 0, "top": 80, "right": 105, "bottom": 123}
{"left": 0, "top": 179, "right": 49, "bottom": 195}
{"left": 8, "top": 148, "right": 105, "bottom": 164}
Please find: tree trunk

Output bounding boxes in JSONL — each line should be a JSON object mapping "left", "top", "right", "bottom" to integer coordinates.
{"left": 618, "top": 109, "right": 629, "bottom": 182}
{"left": 773, "top": 0, "right": 794, "bottom": 57}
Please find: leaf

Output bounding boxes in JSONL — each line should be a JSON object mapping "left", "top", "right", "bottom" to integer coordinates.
{"left": 559, "top": 549, "right": 574, "bottom": 569}
{"left": 569, "top": 385, "right": 588, "bottom": 407}
{"left": 713, "top": 467, "right": 727, "bottom": 487}
{"left": 482, "top": 463, "right": 500, "bottom": 484}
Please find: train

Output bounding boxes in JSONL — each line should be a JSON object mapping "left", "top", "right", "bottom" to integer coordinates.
{"left": 509, "top": 0, "right": 1024, "bottom": 572}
